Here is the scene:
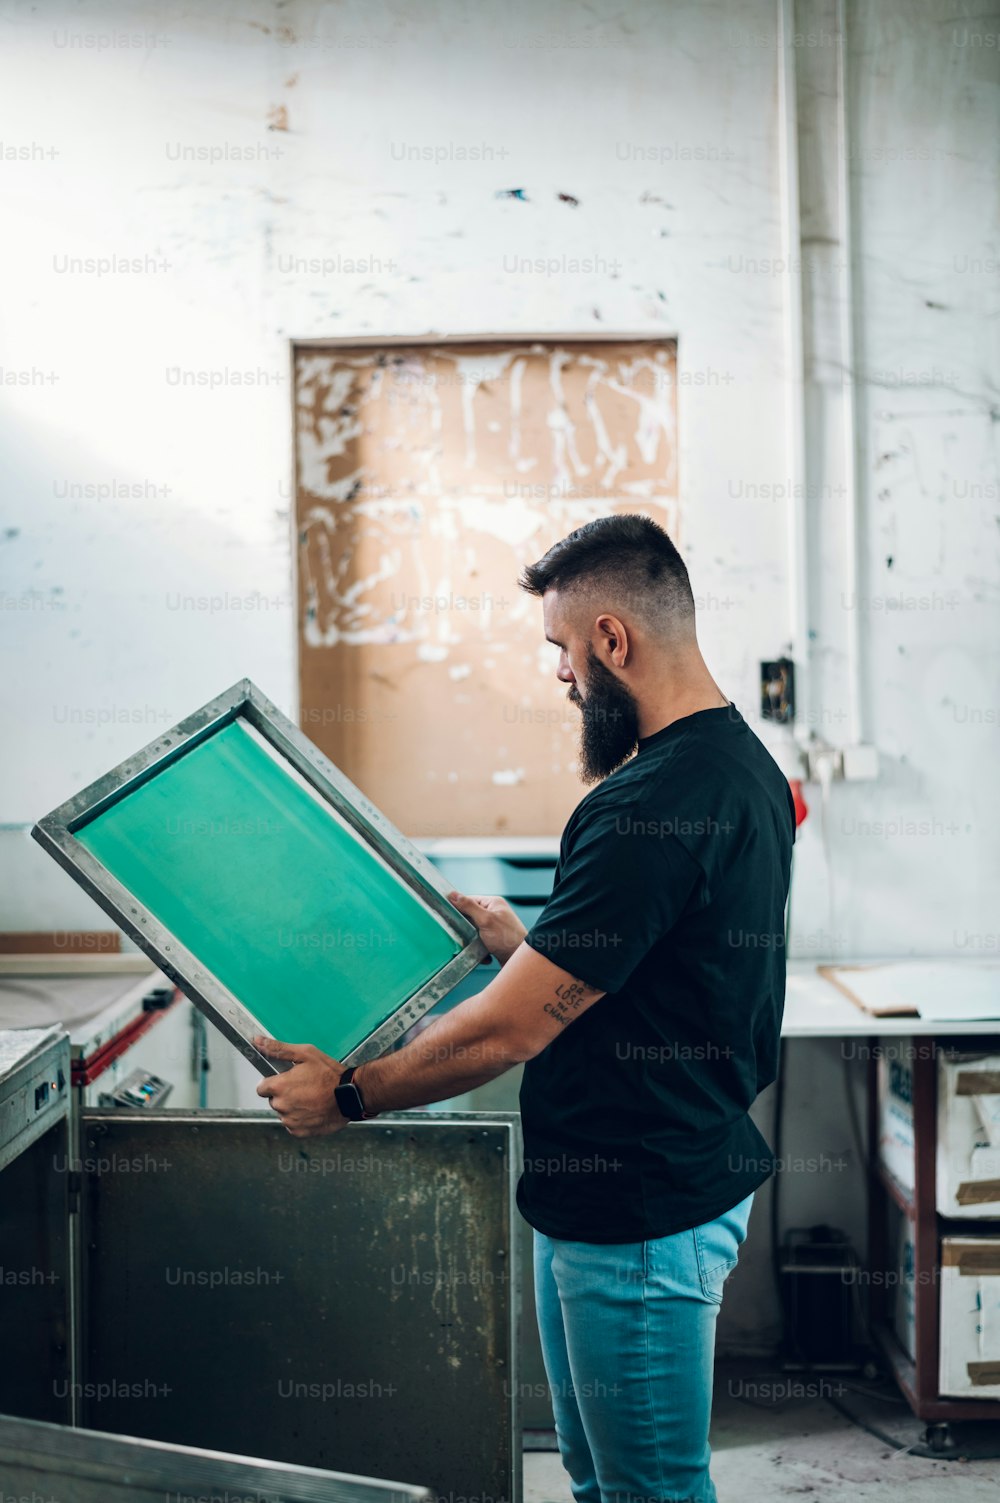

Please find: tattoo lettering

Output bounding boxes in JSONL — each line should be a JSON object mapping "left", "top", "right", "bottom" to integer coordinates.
{"left": 543, "top": 977, "right": 600, "bottom": 1028}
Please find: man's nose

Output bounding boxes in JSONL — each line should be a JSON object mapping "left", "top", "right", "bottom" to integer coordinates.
{"left": 557, "top": 657, "right": 575, "bottom": 685}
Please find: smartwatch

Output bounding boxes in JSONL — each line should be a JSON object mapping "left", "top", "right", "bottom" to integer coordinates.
{"left": 335, "top": 1065, "right": 378, "bottom": 1122}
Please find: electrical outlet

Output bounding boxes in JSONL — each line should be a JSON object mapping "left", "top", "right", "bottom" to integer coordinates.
{"left": 804, "top": 744, "right": 879, "bottom": 783}
{"left": 761, "top": 658, "right": 795, "bottom": 724}
{"left": 842, "top": 744, "right": 879, "bottom": 781}
{"left": 805, "top": 746, "right": 843, "bottom": 783}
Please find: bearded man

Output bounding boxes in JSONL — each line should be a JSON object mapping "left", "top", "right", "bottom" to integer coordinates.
{"left": 258, "top": 513, "right": 795, "bottom": 1503}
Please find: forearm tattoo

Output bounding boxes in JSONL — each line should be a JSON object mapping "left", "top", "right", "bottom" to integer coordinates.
{"left": 543, "top": 977, "right": 600, "bottom": 1028}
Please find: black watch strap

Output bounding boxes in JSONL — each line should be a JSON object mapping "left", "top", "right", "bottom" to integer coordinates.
{"left": 335, "top": 1065, "right": 377, "bottom": 1121}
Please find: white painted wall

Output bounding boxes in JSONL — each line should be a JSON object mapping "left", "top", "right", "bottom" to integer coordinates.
{"left": 2, "top": 0, "right": 792, "bottom": 834}
{"left": 789, "top": 0, "right": 1000, "bottom": 965}
{"left": 0, "top": 0, "right": 997, "bottom": 1354}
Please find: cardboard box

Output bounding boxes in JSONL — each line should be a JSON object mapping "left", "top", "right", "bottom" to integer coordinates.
{"left": 891, "top": 1207, "right": 916, "bottom": 1363}
{"left": 939, "top": 1237, "right": 1000, "bottom": 1400}
{"left": 876, "top": 1043, "right": 1000, "bottom": 1217}
{"left": 877, "top": 1042, "right": 916, "bottom": 1195}
{"left": 938, "top": 1051, "right": 1000, "bottom": 1218}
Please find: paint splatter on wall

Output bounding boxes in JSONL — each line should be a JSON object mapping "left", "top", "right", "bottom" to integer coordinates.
{"left": 294, "top": 341, "right": 678, "bottom": 836}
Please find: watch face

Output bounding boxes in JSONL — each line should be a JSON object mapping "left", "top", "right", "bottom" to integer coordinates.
{"left": 335, "top": 1082, "right": 365, "bottom": 1121}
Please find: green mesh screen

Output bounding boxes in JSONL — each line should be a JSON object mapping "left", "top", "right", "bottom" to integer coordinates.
{"left": 76, "top": 718, "right": 461, "bottom": 1060}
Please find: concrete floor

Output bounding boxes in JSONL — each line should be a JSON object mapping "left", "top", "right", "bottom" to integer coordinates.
{"left": 523, "top": 1363, "right": 1000, "bottom": 1502}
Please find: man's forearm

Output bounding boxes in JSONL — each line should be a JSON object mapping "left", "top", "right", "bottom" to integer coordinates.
{"left": 354, "top": 985, "right": 532, "bottom": 1115}
{"left": 256, "top": 944, "right": 604, "bottom": 1137}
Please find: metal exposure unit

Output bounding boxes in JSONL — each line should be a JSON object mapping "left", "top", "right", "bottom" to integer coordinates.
{"left": 0, "top": 963, "right": 190, "bottom": 1107}
{"left": 0, "top": 1083, "right": 522, "bottom": 1493}
{"left": 25, "top": 682, "right": 521, "bottom": 1495}
{"left": 31, "top": 678, "right": 488, "bottom": 1075}
{"left": 0, "top": 1028, "right": 72, "bottom": 1426}
{"left": 0, "top": 1413, "right": 435, "bottom": 1503}
{"left": 74, "top": 1108, "right": 521, "bottom": 1494}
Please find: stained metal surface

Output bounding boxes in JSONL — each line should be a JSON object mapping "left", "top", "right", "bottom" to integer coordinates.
{"left": 0, "top": 1412, "right": 433, "bottom": 1502}
{"left": 31, "top": 679, "right": 487, "bottom": 1077}
{"left": 0, "top": 1027, "right": 69, "bottom": 1171}
{"left": 79, "top": 1109, "right": 521, "bottom": 1501}
{"left": 0, "top": 1116, "right": 71, "bottom": 1424}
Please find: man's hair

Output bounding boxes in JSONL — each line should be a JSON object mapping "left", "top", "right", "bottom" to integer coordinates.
{"left": 519, "top": 513, "right": 695, "bottom": 636}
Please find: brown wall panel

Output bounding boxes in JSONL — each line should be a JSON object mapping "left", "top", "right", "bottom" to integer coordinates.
{"left": 294, "top": 340, "right": 678, "bottom": 837}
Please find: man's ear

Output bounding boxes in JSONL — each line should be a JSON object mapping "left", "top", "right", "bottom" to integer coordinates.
{"left": 595, "top": 613, "right": 630, "bottom": 667}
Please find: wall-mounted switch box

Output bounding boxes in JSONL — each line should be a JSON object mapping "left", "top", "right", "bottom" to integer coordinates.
{"left": 761, "top": 658, "right": 795, "bottom": 724}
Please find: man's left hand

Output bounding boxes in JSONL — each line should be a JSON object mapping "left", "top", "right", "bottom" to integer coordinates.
{"left": 253, "top": 1036, "right": 348, "bottom": 1137}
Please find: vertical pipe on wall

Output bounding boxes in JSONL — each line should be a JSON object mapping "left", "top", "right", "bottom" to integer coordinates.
{"left": 777, "top": 0, "right": 812, "bottom": 749}
{"left": 835, "top": 0, "right": 865, "bottom": 747}
{"left": 286, "top": 340, "right": 302, "bottom": 729}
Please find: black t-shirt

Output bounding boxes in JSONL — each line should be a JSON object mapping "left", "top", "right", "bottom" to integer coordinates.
{"left": 517, "top": 703, "right": 795, "bottom": 1243}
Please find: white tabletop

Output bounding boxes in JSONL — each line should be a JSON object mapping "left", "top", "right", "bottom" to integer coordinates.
{"left": 0, "top": 955, "right": 992, "bottom": 1042}
{"left": 782, "top": 962, "right": 1000, "bottom": 1038}
{"left": 0, "top": 1025, "right": 65, "bottom": 1082}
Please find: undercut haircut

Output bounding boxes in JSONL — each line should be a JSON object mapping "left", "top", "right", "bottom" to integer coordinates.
{"left": 519, "top": 514, "right": 696, "bottom": 638}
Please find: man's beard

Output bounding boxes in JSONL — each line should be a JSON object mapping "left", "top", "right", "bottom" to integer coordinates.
{"left": 568, "top": 645, "right": 641, "bottom": 784}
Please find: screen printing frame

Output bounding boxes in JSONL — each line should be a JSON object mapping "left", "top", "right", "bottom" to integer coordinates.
{"left": 31, "top": 679, "right": 488, "bottom": 1076}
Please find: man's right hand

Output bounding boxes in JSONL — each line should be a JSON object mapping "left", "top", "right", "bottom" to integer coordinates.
{"left": 447, "top": 890, "right": 528, "bottom": 967}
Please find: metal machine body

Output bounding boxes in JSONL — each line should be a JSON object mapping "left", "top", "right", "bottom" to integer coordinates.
{"left": 0, "top": 1028, "right": 72, "bottom": 1424}
{"left": 1, "top": 1093, "right": 521, "bottom": 1497}
{"left": 0, "top": 964, "right": 199, "bottom": 1109}
{"left": 0, "top": 1025, "right": 70, "bottom": 1171}
{"left": 0, "top": 1412, "right": 433, "bottom": 1502}
{"left": 66, "top": 971, "right": 185, "bottom": 1109}
{"left": 75, "top": 1108, "right": 521, "bottom": 1498}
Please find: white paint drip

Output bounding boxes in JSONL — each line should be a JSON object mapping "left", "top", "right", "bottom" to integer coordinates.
{"left": 454, "top": 350, "right": 517, "bottom": 470}
{"left": 454, "top": 493, "right": 544, "bottom": 548}
{"left": 298, "top": 347, "right": 680, "bottom": 656}
{"left": 492, "top": 768, "right": 525, "bottom": 786}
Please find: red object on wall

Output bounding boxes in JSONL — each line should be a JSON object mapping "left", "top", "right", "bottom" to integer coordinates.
{"left": 789, "top": 778, "right": 808, "bottom": 828}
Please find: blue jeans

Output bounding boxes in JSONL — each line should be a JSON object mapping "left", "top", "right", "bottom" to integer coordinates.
{"left": 533, "top": 1192, "right": 754, "bottom": 1503}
